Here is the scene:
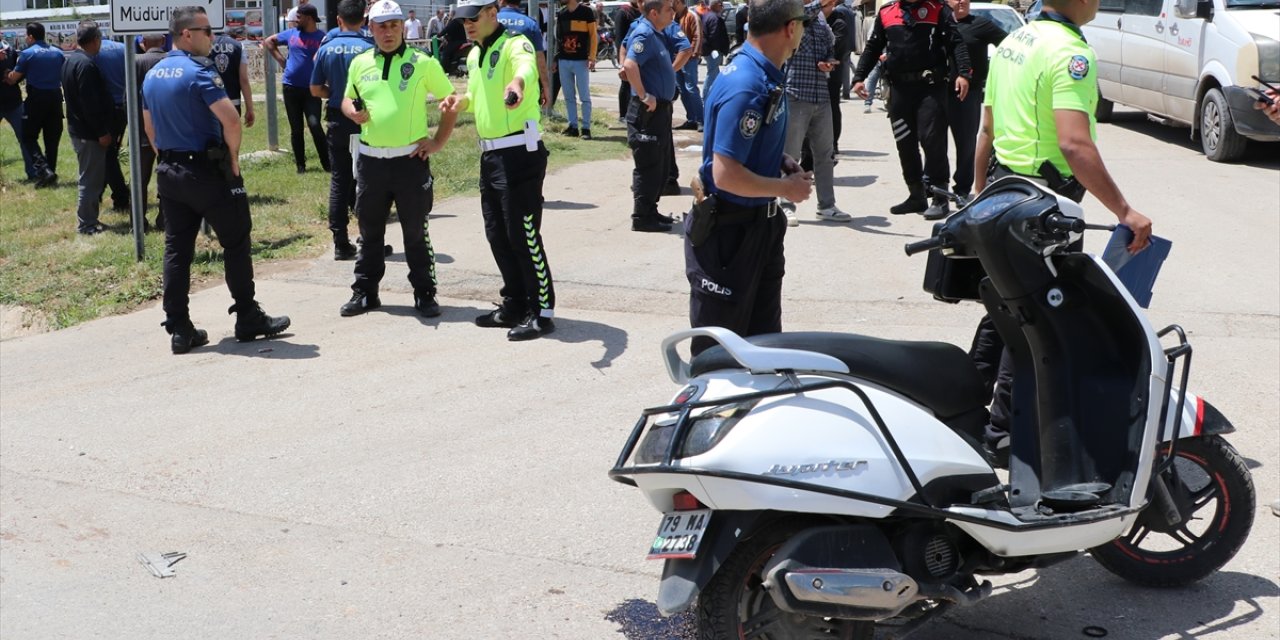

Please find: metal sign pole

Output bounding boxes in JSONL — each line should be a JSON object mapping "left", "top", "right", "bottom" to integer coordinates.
{"left": 124, "top": 36, "right": 146, "bottom": 261}
{"left": 264, "top": 0, "right": 280, "bottom": 151}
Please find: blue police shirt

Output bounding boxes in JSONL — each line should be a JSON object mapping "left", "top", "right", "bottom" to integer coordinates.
{"left": 142, "top": 50, "right": 228, "bottom": 152}
{"left": 662, "top": 21, "right": 691, "bottom": 56}
{"left": 310, "top": 31, "right": 373, "bottom": 109}
{"left": 321, "top": 26, "right": 372, "bottom": 44}
{"left": 94, "top": 38, "right": 127, "bottom": 105}
{"left": 14, "top": 41, "right": 64, "bottom": 92}
{"left": 276, "top": 27, "right": 325, "bottom": 87}
{"left": 624, "top": 17, "right": 676, "bottom": 102}
{"left": 497, "top": 7, "right": 546, "bottom": 53}
{"left": 698, "top": 42, "right": 788, "bottom": 207}
{"left": 135, "top": 34, "right": 173, "bottom": 53}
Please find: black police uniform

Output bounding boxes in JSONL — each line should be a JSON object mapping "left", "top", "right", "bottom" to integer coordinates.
{"left": 853, "top": 0, "right": 970, "bottom": 206}
{"left": 142, "top": 49, "right": 289, "bottom": 349}
{"left": 12, "top": 39, "right": 64, "bottom": 183}
{"left": 624, "top": 17, "right": 678, "bottom": 231}
{"left": 684, "top": 42, "right": 790, "bottom": 355}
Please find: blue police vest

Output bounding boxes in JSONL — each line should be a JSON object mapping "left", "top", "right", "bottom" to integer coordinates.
{"left": 15, "top": 41, "right": 64, "bottom": 93}
{"left": 142, "top": 50, "right": 228, "bottom": 152}
{"left": 698, "top": 42, "right": 789, "bottom": 207}
{"left": 210, "top": 35, "right": 244, "bottom": 103}
{"left": 497, "top": 7, "right": 546, "bottom": 52}
{"left": 311, "top": 31, "right": 374, "bottom": 110}
{"left": 624, "top": 17, "right": 677, "bottom": 102}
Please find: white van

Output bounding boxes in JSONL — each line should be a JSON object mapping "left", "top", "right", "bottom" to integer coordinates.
{"left": 1083, "top": 0, "right": 1280, "bottom": 162}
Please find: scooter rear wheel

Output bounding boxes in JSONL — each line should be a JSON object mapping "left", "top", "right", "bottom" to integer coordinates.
{"left": 695, "top": 522, "right": 875, "bottom": 640}
{"left": 1091, "top": 435, "right": 1255, "bottom": 587}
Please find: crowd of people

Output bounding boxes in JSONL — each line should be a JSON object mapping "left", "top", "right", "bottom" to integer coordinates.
{"left": 9, "top": 0, "right": 1269, "bottom": 362}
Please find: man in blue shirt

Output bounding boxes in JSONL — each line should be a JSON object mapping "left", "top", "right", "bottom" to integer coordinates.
{"left": 310, "top": 0, "right": 374, "bottom": 260}
{"left": 143, "top": 6, "right": 290, "bottom": 354}
{"left": 684, "top": 0, "right": 813, "bottom": 354}
{"left": 263, "top": 4, "right": 329, "bottom": 173}
{"left": 89, "top": 28, "right": 131, "bottom": 211}
{"left": 5, "top": 22, "right": 64, "bottom": 187}
{"left": 498, "top": 0, "right": 552, "bottom": 105}
{"left": 621, "top": 0, "right": 680, "bottom": 232}
{"left": 0, "top": 40, "right": 38, "bottom": 182}
{"left": 659, "top": 13, "right": 693, "bottom": 196}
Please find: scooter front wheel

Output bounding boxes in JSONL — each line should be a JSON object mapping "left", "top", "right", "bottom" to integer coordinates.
{"left": 696, "top": 522, "right": 875, "bottom": 640}
{"left": 1091, "top": 435, "right": 1255, "bottom": 587}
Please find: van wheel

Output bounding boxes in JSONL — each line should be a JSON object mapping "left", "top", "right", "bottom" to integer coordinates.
{"left": 1200, "top": 88, "right": 1248, "bottom": 162}
{"left": 1095, "top": 96, "right": 1114, "bottom": 123}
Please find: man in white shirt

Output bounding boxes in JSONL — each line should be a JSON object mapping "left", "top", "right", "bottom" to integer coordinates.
{"left": 404, "top": 9, "right": 423, "bottom": 38}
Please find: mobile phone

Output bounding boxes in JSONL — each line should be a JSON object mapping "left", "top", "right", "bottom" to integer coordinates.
{"left": 504, "top": 90, "right": 519, "bottom": 106}
{"left": 1248, "top": 87, "right": 1275, "bottom": 106}
{"left": 1250, "top": 75, "right": 1280, "bottom": 93}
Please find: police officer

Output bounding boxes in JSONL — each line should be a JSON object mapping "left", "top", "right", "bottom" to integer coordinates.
{"left": 684, "top": 0, "right": 813, "bottom": 355}
{"left": 311, "top": 0, "right": 373, "bottom": 260}
{"left": 622, "top": 0, "right": 680, "bottom": 232}
{"left": 340, "top": 0, "right": 458, "bottom": 318}
{"left": 441, "top": 0, "right": 557, "bottom": 341}
{"left": 497, "top": 0, "right": 553, "bottom": 106}
{"left": 4, "top": 22, "right": 63, "bottom": 187}
{"left": 89, "top": 25, "right": 131, "bottom": 211}
{"left": 211, "top": 30, "right": 255, "bottom": 125}
{"left": 852, "top": 0, "right": 970, "bottom": 220}
{"left": 142, "top": 6, "right": 291, "bottom": 354}
{"left": 971, "top": 0, "right": 1152, "bottom": 458}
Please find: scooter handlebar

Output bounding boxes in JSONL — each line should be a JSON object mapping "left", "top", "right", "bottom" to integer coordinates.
{"left": 904, "top": 236, "right": 946, "bottom": 256}
{"left": 1043, "top": 213, "right": 1086, "bottom": 234}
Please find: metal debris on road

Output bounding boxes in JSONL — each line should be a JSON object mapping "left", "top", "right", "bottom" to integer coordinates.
{"left": 137, "top": 551, "right": 187, "bottom": 578}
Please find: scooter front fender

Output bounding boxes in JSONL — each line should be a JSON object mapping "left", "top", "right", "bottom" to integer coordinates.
{"left": 656, "top": 510, "right": 765, "bottom": 616}
{"left": 1163, "top": 392, "right": 1236, "bottom": 442}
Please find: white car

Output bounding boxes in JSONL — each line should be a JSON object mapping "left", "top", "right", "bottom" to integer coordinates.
{"left": 970, "top": 2, "right": 1027, "bottom": 58}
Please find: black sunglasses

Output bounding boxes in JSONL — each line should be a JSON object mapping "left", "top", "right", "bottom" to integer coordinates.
{"left": 187, "top": 26, "right": 213, "bottom": 36}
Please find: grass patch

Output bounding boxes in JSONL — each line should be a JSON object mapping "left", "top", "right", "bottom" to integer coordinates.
{"left": 0, "top": 97, "right": 627, "bottom": 330}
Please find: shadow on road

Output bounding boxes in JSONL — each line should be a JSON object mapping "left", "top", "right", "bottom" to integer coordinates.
{"left": 208, "top": 335, "right": 320, "bottom": 359}
{"left": 604, "top": 599, "right": 695, "bottom": 640}
{"left": 545, "top": 200, "right": 600, "bottom": 210}
{"left": 930, "top": 557, "right": 1279, "bottom": 639}
{"left": 545, "top": 316, "right": 629, "bottom": 369}
{"left": 831, "top": 174, "right": 878, "bottom": 188}
{"left": 799, "top": 214, "right": 913, "bottom": 237}
{"left": 1106, "top": 111, "right": 1280, "bottom": 169}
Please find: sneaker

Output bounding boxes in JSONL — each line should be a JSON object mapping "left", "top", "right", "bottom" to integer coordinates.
{"left": 565, "top": 126, "right": 580, "bottom": 137}
{"left": 784, "top": 209, "right": 799, "bottom": 227}
{"left": 816, "top": 206, "right": 853, "bottom": 222}
{"left": 34, "top": 172, "right": 57, "bottom": 188}
{"left": 296, "top": 166, "right": 306, "bottom": 175}
{"left": 696, "top": 122, "right": 703, "bottom": 132}
{"left": 632, "top": 217, "right": 672, "bottom": 233}
{"left": 334, "top": 241, "right": 358, "bottom": 261}
{"left": 674, "top": 121, "right": 699, "bottom": 131}
{"left": 475, "top": 305, "right": 521, "bottom": 328}
{"left": 78, "top": 223, "right": 108, "bottom": 236}
{"left": 581, "top": 129, "right": 592, "bottom": 140}
{"left": 340, "top": 292, "right": 380, "bottom": 317}
{"left": 233, "top": 303, "right": 291, "bottom": 341}
{"left": 164, "top": 319, "right": 209, "bottom": 355}
{"left": 923, "top": 196, "right": 951, "bottom": 221}
{"left": 507, "top": 313, "right": 555, "bottom": 341}
{"left": 414, "top": 293, "right": 441, "bottom": 318}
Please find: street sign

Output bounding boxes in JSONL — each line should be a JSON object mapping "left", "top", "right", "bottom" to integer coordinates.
{"left": 110, "top": 0, "right": 225, "bottom": 35}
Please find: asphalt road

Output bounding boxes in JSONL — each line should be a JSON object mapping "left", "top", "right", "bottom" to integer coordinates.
{"left": 1, "top": 80, "right": 1276, "bottom": 640}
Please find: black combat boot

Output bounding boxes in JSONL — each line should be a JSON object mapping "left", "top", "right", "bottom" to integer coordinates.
{"left": 230, "top": 302, "right": 291, "bottom": 341}
{"left": 334, "top": 231, "right": 358, "bottom": 261}
{"left": 889, "top": 183, "right": 928, "bottom": 215}
{"left": 163, "top": 319, "right": 209, "bottom": 355}
{"left": 923, "top": 195, "right": 951, "bottom": 220}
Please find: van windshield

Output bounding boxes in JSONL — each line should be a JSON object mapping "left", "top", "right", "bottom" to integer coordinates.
{"left": 1226, "top": 0, "right": 1280, "bottom": 7}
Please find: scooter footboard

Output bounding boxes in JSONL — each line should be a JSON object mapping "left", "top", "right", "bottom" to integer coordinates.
{"left": 656, "top": 510, "right": 766, "bottom": 615}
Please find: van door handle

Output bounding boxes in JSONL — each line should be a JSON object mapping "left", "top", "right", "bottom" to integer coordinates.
{"left": 1117, "top": 17, "right": 1123, "bottom": 28}
{"left": 1156, "top": 21, "right": 1165, "bottom": 33}
{"left": 1170, "top": 23, "right": 1180, "bottom": 36}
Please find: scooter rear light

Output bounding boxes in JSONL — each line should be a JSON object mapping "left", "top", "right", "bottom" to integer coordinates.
{"left": 672, "top": 491, "right": 704, "bottom": 511}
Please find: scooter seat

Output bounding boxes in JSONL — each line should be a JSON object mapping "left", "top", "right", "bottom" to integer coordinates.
{"left": 690, "top": 332, "right": 988, "bottom": 419}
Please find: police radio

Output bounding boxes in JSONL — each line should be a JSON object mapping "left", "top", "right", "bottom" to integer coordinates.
{"left": 352, "top": 84, "right": 365, "bottom": 112}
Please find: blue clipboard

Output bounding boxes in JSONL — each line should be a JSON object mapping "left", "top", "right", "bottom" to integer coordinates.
{"left": 1101, "top": 225, "right": 1172, "bottom": 309}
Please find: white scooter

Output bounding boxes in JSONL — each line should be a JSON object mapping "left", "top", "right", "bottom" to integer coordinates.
{"left": 609, "top": 177, "right": 1256, "bottom": 639}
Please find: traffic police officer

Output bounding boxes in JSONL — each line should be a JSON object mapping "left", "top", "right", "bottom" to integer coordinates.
{"left": 684, "top": 0, "right": 813, "bottom": 355}
{"left": 852, "top": 0, "right": 971, "bottom": 220}
{"left": 4, "top": 22, "right": 63, "bottom": 187}
{"left": 340, "top": 0, "right": 458, "bottom": 318}
{"left": 971, "top": 0, "right": 1153, "bottom": 456}
{"left": 311, "top": 0, "right": 374, "bottom": 260}
{"left": 442, "top": 0, "right": 557, "bottom": 341}
{"left": 622, "top": 0, "right": 680, "bottom": 232}
{"left": 142, "top": 6, "right": 290, "bottom": 354}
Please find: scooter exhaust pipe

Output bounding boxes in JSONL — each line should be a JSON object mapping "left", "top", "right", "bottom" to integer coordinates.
{"left": 764, "top": 562, "right": 920, "bottom": 620}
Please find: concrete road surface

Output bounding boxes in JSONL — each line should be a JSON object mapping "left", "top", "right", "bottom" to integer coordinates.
{"left": 2, "top": 90, "right": 1277, "bottom": 640}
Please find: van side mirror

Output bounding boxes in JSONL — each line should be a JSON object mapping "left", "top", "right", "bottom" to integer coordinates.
{"left": 1195, "top": 0, "right": 1213, "bottom": 20}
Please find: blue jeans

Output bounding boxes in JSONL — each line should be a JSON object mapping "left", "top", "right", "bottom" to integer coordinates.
{"left": 1, "top": 103, "right": 38, "bottom": 180}
{"left": 677, "top": 56, "right": 703, "bottom": 124}
{"left": 558, "top": 59, "right": 592, "bottom": 129}
{"left": 865, "top": 62, "right": 883, "bottom": 105}
{"left": 703, "top": 53, "right": 722, "bottom": 97}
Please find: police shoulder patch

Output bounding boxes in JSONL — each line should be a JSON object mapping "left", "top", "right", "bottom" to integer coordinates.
{"left": 739, "top": 109, "right": 762, "bottom": 138}
{"left": 522, "top": 40, "right": 534, "bottom": 54}
{"left": 1067, "top": 54, "right": 1090, "bottom": 80}
{"left": 633, "top": 40, "right": 645, "bottom": 54}
{"left": 211, "top": 73, "right": 225, "bottom": 89}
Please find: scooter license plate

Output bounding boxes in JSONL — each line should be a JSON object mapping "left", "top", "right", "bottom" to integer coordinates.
{"left": 647, "top": 509, "right": 712, "bottom": 560}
